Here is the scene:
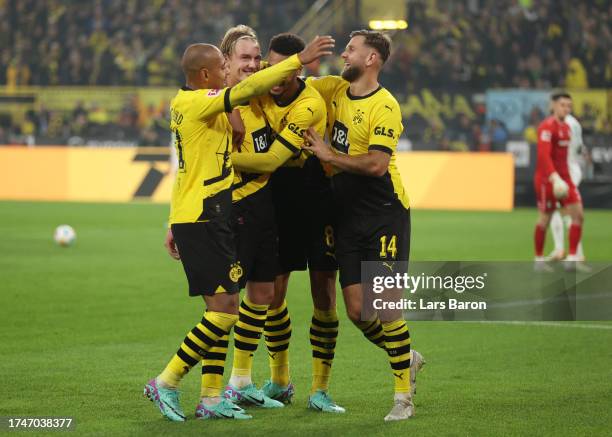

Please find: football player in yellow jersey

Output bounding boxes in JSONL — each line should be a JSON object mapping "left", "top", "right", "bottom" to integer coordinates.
{"left": 304, "top": 30, "right": 425, "bottom": 421}
{"left": 231, "top": 33, "right": 344, "bottom": 413}
{"left": 198, "top": 25, "right": 285, "bottom": 410}
{"left": 143, "top": 36, "right": 334, "bottom": 421}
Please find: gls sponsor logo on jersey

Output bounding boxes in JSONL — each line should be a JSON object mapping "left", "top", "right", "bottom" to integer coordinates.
{"left": 287, "top": 122, "right": 305, "bottom": 137}
{"left": 374, "top": 126, "right": 395, "bottom": 138}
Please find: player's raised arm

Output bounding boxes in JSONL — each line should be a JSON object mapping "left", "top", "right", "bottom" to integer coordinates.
{"left": 306, "top": 75, "right": 345, "bottom": 101}
{"left": 182, "top": 37, "right": 334, "bottom": 121}
{"left": 227, "top": 35, "right": 335, "bottom": 108}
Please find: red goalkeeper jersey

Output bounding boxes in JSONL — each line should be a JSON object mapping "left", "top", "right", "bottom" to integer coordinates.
{"left": 535, "top": 115, "right": 571, "bottom": 181}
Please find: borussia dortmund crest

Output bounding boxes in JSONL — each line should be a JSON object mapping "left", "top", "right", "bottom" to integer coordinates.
{"left": 229, "top": 263, "right": 243, "bottom": 283}
{"left": 352, "top": 109, "right": 365, "bottom": 125}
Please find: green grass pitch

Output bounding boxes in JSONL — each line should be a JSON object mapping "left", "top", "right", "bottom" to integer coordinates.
{"left": 1, "top": 201, "right": 611, "bottom": 436}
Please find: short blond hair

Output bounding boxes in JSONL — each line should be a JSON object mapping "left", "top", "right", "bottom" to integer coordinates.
{"left": 220, "top": 25, "right": 258, "bottom": 56}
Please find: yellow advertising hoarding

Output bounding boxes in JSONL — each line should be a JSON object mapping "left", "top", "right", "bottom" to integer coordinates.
{"left": 0, "top": 147, "right": 514, "bottom": 210}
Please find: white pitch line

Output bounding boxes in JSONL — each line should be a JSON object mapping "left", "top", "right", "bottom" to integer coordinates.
{"left": 463, "top": 321, "right": 612, "bottom": 330}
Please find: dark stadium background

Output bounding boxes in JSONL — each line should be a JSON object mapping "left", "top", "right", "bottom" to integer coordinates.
{"left": 1, "top": 0, "right": 610, "bottom": 206}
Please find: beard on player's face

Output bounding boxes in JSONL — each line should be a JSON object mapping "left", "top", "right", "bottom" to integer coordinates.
{"left": 341, "top": 64, "right": 363, "bottom": 82}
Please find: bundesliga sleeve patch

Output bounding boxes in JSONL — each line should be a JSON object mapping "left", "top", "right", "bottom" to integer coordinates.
{"left": 540, "top": 130, "right": 551, "bottom": 141}
{"left": 207, "top": 89, "right": 221, "bottom": 97}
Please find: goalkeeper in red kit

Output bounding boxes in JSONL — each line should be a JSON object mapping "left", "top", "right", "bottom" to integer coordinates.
{"left": 533, "top": 92, "right": 587, "bottom": 272}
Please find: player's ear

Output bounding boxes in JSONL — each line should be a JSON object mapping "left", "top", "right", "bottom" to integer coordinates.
{"left": 365, "top": 51, "right": 377, "bottom": 67}
{"left": 200, "top": 67, "right": 209, "bottom": 82}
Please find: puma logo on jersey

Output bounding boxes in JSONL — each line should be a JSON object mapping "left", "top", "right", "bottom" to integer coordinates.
{"left": 384, "top": 105, "right": 393, "bottom": 112}
{"left": 306, "top": 107, "right": 314, "bottom": 116}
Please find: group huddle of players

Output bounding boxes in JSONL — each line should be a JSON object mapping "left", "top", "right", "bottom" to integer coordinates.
{"left": 144, "top": 26, "right": 423, "bottom": 423}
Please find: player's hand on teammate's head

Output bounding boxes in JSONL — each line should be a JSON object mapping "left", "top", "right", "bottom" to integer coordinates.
{"left": 164, "top": 228, "right": 181, "bottom": 260}
{"left": 303, "top": 127, "right": 334, "bottom": 163}
{"left": 298, "top": 35, "right": 335, "bottom": 65}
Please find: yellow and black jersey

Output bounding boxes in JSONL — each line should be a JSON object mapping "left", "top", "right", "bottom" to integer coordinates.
{"left": 258, "top": 78, "right": 327, "bottom": 168}
{"left": 232, "top": 101, "right": 271, "bottom": 202}
{"left": 307, "top": 75, "right": 410, "bottom": 215}
{"left": 168, "top": 53, "right": 304, "bottom": 224}
{"left": 169, "top": 86, "right": 234, "bottom": 224}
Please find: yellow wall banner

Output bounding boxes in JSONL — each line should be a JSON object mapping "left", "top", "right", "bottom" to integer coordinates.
{"left": 0, "top": 147, "right": 514, "bottom": 210}
{"left": 396, "top": 152, "right": 514, "bottom": 211}
{"left": 0, "top": 147, "right": 173, "bottom": 203}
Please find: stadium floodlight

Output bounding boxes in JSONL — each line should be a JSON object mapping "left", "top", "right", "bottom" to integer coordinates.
{"left": 368, "top": 19, "right": 408, "bottom": 30}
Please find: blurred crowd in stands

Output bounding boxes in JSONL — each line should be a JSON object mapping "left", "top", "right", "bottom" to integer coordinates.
{"left": 0, "top": 0, "right": 610, "bottom": 148}
{"left": 1, "top": 0, "right": 313, "bottom": 87}
{"left": 384, "top": 0, "right": 611, "bottom": 94}
{"left": 0, "top": 93, "right": 170, "bottom": 146}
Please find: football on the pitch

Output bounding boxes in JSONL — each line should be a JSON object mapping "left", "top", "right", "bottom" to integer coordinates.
{"left": 54, "top": 225, "right": 76, "bottom": 247}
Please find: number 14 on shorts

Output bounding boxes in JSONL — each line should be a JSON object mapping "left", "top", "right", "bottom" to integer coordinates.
{"left": 379, "top": 235, "right": 397, "bottom": 259}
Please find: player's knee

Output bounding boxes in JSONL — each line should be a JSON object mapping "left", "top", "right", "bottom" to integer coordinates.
{"left": 246, "top": 282, "right": 275, "bottom": 305}
{"left": 346, "top": 305, "right": 362, "bottom": 324}
{"left": 572, "top": 213, "right": 584, "bottom": 225}
{"left": 537, "top": 215, "right": 551, "bottom": 228}
{"left": 205, "top": 292, "right": 239, "bottom": 314}
{"left": 312, "top": 291, "right": 335, "bottom": 311}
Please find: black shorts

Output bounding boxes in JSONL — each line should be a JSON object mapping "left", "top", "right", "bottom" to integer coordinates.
{"left": 171, "top": 220, "right": 241, "bottom": 296}
{"left": 232, "top": 185, "right": 279, "bottom": 288}
{"left": 336, "top": 208, "right": 411, "bottom": 288}
{"left": 270, "top": 166, "right": 338, "bottom": 274}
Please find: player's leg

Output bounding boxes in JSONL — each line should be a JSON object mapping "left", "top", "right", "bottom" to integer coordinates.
{"left": 534, "top": 179, "right": 555, "bottom": 270}
{"left": 569, "top": 163, "right": 585, "bottom": 260}
{"left": 563, "top": 198, "right": 589, "bottom": 271}
{"left": 306, "top": 212, "right": 340, "bottom": 402}
{"left": 230, "top": 282, "right": 273, "bottom": 388}
{"left": 263, "top": 169, "right": 302, "bottom": 399}
{"left": 225, "top": 280, "right": 284, "bottom": 408}
{"left": 308, "top": 269, "right": 339, "bottom": 400}
{"left": 143, "top": 221, "right": 248, "bottom": 420}
{"left": 548, "top": 210, "right": 566, "bottom": 260}
{"left": 337, "top": 221, "right": 389, "bottom": 351}
{"left": 200, "top": 204, "right": 251, "bottom": 413}
{"left": 145, "top": 292, "right": 241, "bottom": 421}
{"left": 193, "top": 294, "right": 252, "bottom": 420}
{"left": 223, "top": 189, "right": 284, "bottom": 407}
{"left": 262, "top": 273, "right": 294, "bottom": 402}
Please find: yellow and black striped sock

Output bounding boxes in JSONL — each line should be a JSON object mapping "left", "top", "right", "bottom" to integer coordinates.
{"left": 383, "top": 319, "right": 412, "bottom": 394}
{"left": 200, "top": 334, "right": 229, "bottom": 397}
{"left": 355, "top": 316, "right": 386, "bottom": 349}
{"left": 158, "top": 311, "right": 238, "bottom": 388}
{"left": 265, "top": 300, "right": 292, "bottom": 386}
{"left": 231, "top": 297, "right": 268, "bottom": 379}
{"left": 310, "top": 307, "right": 339, "bottom": 394}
